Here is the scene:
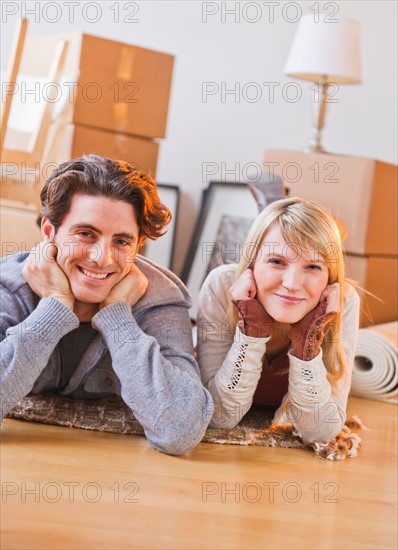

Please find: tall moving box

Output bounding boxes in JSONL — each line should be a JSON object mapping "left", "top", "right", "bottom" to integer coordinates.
{"left": 22, "top": 33, "right": 174, "bottom": 139}
{"left": 264, "top": 150, "right": 398, "bottom": 326}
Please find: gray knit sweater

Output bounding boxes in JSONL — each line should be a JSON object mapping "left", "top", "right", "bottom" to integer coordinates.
{"left": 0, "top": 252, "right": 213, "bottom": 455}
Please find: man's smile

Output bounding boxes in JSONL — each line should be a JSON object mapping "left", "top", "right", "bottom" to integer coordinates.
{"left": 77, "top": 266, "right": 114, "bottom": 281}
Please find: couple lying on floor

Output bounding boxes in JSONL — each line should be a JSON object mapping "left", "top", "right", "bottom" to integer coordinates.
{"left": 0, "top": 155, "right": 359, "bottom": 455}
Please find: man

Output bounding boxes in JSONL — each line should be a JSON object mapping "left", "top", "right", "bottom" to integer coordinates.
{"left": 1, "top": 154, "right": 213, "bottom": 455}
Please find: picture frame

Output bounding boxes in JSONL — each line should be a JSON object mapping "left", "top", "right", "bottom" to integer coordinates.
{"left": 142, "top": 183, "right": 180, "bottom": 270}
{"left": 181, "top": 181, "right": 259, "bottom": 320}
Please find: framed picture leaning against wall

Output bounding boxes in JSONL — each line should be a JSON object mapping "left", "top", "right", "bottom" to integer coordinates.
{"left": 181, "top": 181, "right": 259, "bottom": 320}
{"left": 142, "top": 183, "right": 180, "bottom": 271}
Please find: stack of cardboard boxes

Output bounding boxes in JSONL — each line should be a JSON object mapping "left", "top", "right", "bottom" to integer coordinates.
{"left": 263, "top": 150, "right": 398, "bottom": 327}
{"left": 1, "top": 32, "right": 174, "bottom": 255}
{"left": 26, "top": 32, "right": 174, "bottom": 175}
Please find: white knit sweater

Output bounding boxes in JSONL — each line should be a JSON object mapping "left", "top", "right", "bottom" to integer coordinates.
{"left": 197, "top": 264, "right": 360, "bottom": 443}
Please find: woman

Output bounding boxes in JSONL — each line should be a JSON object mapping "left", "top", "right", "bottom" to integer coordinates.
{"left": 197, "top": 197, "right": 360, "bottom": 443}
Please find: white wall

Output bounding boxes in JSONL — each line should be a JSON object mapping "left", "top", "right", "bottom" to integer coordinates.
{"left": 1, "top": 0, "right": 397, "bottom": 274}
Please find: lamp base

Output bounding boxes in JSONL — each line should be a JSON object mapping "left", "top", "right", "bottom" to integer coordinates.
{"left": 304, "top": 140, "right": 328, "bottom": 154}
{"left": 304, "top": 82, "right": 330, "bottom": 154}
{"left": 303, "top": 145, "right": 329, "bottom": 155}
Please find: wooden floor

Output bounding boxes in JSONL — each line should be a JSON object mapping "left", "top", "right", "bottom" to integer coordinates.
{"left": 1, "top": 396, "right": 397, "bottom": 550}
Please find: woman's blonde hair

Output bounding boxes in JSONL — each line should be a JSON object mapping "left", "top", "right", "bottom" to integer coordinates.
{"left": 232, "top": 196, "right": 349, "bottom": 386}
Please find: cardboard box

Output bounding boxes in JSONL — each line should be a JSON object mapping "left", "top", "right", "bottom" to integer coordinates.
{"left": 1, "top": 124, "right": 158, "bottom": 211}
{"left": 345, "top": 254, "right": 398, "bottom": 327}
{"left": 50, "top": 123, "right": 159, "bottom": 176}
{"left": 0, "top": 202, "right": 42, "bottom": 257}
{"left": 21, "top": 33, "right": 174, "bottom": 139}
{"left": 264, "top": 150, "right": 398, "bottom": 256}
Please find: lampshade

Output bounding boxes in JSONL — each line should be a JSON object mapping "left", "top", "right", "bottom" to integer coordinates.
{"left": 284, "top": 14, "right": 362, "bottom": 84}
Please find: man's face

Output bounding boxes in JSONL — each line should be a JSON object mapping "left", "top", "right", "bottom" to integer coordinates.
{"left": 42, "top": 194, "right": 140, "bottom": 306}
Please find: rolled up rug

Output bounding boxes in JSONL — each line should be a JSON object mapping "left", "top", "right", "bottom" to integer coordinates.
{"left": 352, "top": 322, "right": 398, "bottom": 404}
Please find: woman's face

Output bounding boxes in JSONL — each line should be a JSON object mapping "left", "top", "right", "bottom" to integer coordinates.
{"left": 252, "top": 225, "right": 329, "bottom": 324}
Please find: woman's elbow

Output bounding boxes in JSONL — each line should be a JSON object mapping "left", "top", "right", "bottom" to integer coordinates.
{"left": 296, "top": 419, "right": 344, "bottom": 444}
{"left": 209, "top": 415, "right": 240, "bottom": 430}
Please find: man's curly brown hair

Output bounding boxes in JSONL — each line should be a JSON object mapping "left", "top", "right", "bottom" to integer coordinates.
{"left": 40, "top": 154, "right": 171, "bottom": 248}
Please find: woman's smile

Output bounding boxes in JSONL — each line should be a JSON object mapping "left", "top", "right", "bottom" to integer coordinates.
{"left": 274, "top": 293, "right": 306, "bottom": 305}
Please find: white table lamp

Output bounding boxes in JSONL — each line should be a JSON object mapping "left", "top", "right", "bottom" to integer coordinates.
{"left": 284, "top": 14, "right": 362, "bottom": 153}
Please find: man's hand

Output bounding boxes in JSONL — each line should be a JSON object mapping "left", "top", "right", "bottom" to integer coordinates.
{"left": 99, "top": 263, "right": 148, "bottom": 310}
{"left": 22, "top": 241, "right": 75, "bottom": 310}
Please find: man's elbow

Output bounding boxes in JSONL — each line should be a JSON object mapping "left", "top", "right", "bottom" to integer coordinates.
{"left": 149, "top": 423, "right": 207, "bottom": 456}
{"left": 148, "top": 395, "right": 213, "bottom": 456}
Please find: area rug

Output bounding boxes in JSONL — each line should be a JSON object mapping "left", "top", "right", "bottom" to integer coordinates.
{"left": 6, "top": 395, "right": 365, "bottom": 460}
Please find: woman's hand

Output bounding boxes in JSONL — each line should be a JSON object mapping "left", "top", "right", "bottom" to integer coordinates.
{"left": 289, "top": 282, "right": 340, "bottom": 361}
{"left": 320, "top": 282, "right": 340, "bottom": 315}
{"left": 230, "top": 269, "right": 275, "bottom": 338}
{"left": 230, "top": 269, "right": 257, "bottom": 301}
